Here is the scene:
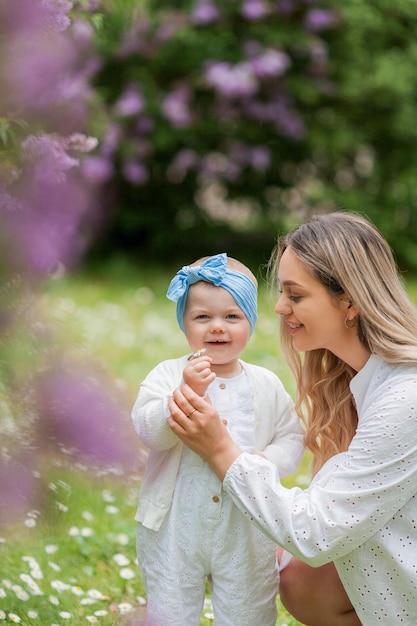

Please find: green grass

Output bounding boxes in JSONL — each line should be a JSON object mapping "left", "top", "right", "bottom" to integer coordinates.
{"left": 2, "top": 258, "right": 416, "bottom": 625}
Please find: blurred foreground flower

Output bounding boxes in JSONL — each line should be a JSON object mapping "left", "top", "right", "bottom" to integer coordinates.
{"left": 0, "top": 0, "right": 144, "bottom": 531}
{"left": 37, "top": 367, "right": 137, "bottom": 466}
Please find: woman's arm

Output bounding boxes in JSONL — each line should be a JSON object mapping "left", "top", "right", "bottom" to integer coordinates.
{"left": 170, "top": 377, "right": 417, "bottom": 566}
{"left": 168, "top": 383, "right": 243, "bottom": 479}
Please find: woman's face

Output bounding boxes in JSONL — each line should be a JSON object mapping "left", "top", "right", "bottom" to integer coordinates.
{"left": 275, "top": 246, "right": 350, "bottom": 356}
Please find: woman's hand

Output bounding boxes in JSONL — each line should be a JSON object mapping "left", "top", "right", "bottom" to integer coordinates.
{"left": 168, "top": 383, "right": 242, "bottom": 480}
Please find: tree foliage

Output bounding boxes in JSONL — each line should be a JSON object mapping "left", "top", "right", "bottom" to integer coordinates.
{"left": 89, "top": 0, "right": 417, "bottom": 270}
{"left": 88, "top": 0, "right": 340, "bottom": 264}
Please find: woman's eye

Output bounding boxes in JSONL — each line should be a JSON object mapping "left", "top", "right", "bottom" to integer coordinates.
{"left": 288, "top": 294, "right": 301, "bottom": 302}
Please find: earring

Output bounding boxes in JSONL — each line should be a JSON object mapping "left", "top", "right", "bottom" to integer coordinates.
{"left": 344, "top": 316, "right": 356, "bottom": 329}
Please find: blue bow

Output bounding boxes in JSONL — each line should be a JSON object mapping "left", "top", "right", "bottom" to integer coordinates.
{"left": 166, "top": 253, "right": 257, "bottom": 334}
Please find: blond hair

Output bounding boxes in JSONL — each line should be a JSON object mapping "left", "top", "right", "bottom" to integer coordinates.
{"left": 269, "top": 211, "right": 417, "bottom": 474}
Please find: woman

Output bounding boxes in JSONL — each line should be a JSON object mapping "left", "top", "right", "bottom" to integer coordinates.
{"left": 168, "top": 212, "right": 417, "bottom": 626}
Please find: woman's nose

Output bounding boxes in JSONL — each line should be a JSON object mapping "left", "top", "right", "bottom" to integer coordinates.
{"left": 275, "top": 294, "right": 291, "bottom": 315}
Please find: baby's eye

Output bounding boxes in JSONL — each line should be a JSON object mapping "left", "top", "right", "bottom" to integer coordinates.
{"left": 226, "top": 314, "right": 239, "bottom": 319}
{"left": 196, "top": 314, "right": 209, "bottom": 319}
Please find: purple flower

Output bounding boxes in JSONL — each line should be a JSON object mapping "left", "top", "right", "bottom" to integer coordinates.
{"left": 250, "top": 49, "right": 291, "bottom": 79}
{"left": 0, "top": 188, "right": 20, "bottom": 213}
{"left": 7, "top": 129, "right": 100, "bottom": 273}
{"left": 14, "top": 175, "right": 91, "bottom": 273}
{"left": 240, "top": 0, "right": 270, "bottom": 21}
{"left": 82, "top": 156, "right": 114, "bottom": 184}
{"left": 0, "top": 0, "right": 43, "bottom": 34}
{"left": 100, "top": 123, "right": 123, "bottom": 157}
{"left": 22, "top": 134, "right": 79, "bottom": 183}
{"left": 167, "top": 149, "right": 199, "bottom": 183}
{"left": 0, "top": 0, "right": 72, "bottom": 36}
{"left": 191, "top": 0, "right": 221, "bottom": 25}
{"left": 162, "top": 85, "right": 193, "bottom": 128}
{"left": 70, "top": 17, "right": 95, "bottom": 48}
{"left": 199, "top": 152, "right": 241, "bottom": 181}
{"left": 4, "top": 31, "right": 77, "bottom": 112}
{"left": 243, "top": 95, "right": 306, "bottom": 140}
{"left": 227, "top": 142, "right": 271, "bottom": 172}
{"left": 135, "top": 115, "right": 154, "bottom": 135}
{"left": 122, "top": 160, "right": 149, "bottom": 185}
{"left": 114, "top": 84, "right": 145, "bottom": 117}
{"left": 38, "top": 369, "right": 137, "bottom": 465}
{"left": 40, "top": 0, "right": 73, "bottom": 32}
{"left": 249, "top": 146, "right": 271, "bottom": 171}
{"left": 205, "top": 61, "right": 258, "bottom": 98}
{"left": 67, "top": 133, "right": 98, "bottom": 153}
{"left": 304, "top": 9, "right": 339, "bottom": 33}
{"left": 275, "top": 0, "right": 296, "bottom": 16}
{"left": 0, "top": 454, "right": 37, "bottom": 526}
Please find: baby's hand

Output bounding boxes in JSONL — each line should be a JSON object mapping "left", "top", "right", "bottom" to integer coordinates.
{"left": 183, "top": 352, "right": 216, "bottom": 396}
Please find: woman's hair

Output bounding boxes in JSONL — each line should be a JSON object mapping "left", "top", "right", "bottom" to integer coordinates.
{"left": 269, "top": 211, "right": 417, "bottom": 474}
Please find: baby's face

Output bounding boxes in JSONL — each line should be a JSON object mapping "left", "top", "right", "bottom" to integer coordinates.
{"left": 183, "top": 282, "right": 251, "bottom": 368}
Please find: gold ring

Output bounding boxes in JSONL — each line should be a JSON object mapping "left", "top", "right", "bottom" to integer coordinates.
{"left": 188, "top": 408, "right": 197, "bottom": 417}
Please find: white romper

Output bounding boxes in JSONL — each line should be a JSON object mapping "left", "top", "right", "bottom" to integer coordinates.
{"left": 133, "top": 357, "right": 304, "bottom": 626}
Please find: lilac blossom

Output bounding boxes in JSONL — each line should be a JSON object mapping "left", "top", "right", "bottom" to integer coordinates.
{"left": 0, "top": 189, "right": 21, "bottom": 214}
{"left": 4, "top": 31, "right": 77, "bottom": 112}
{"left": 199, "top": 152, "right": 242, "bottom": 182}
{"left": 99, "top": 123, "right": 123, "bottom": 157}
{"left": 40, "top": 0, "right": 73, "bottom": 32}
{"left": 6, "top": 133, "right": 99, "bottom": 273}
{"left": 227, "top": 142, "right": 271, "bottom": 172}
{"left": 73, "top": 0, "right": 101, "bottom": 11}
{"left": 0, "top": 0, "right": 72, "bottom": 36}
{"left": 11, "top": 175, "right": 91, "bottom": 273}
{"left": 167, "top": 149, "right": 199, "bottom": 183}
{"left": 250, "top": 48, "right": 291, "bottom": 79}
{"left": 38, "top": 369, "right": 136, "bottom": 465}
{"left": 135, "top": 115, "right": 154, "bottom": 135}
{"left": 155, "top": 13, "right": 189, "bottom": 44}
{"left": 191, "top": 0, "right": 221, "bottom": 25}
{"left": 243, "top": 95, "right": 306, "bottom": 139}
{"left": 116, "top": 18, "right": 152, "bottom": 57}
{"left": 22, "top": 134, "right": 80, "bottom": 183}
{"left": 1, "top": 0, "right": 99, "bottom": 132}
{"left": 275, "top": 0, "right": 296, "bottom": 15}
{"left": 240, "top": 0, "right": 270, "bottom": 21}
{"left": 304, "top": 8, "right": 339, "bottom": 33}
{"left": 205, "top": 61, "right": 258, "bottom": 98}
{"left": 249, "top": 146, "right": 271, "bottom": 171}
{"left": 162, "top": 85, "right": 194, "bottom": 128}
{"left": 82, "top": 156, "right": 114, "bottom": 184}
{"left": 114, "top": 84, "right": 145, "bottom": 118}
{"left": 122, "top": 160, "right": 149, "bottom": 185}
{"left": 0, "top": 454, "right": 37, "bottom": 528}
{"left": 69, "top": 17, "right": 95, "bottom": 48}
{"left": 67, "top": 133, "right": 98, "bottom": 153}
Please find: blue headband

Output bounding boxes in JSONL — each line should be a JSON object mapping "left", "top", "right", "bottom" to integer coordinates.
{"left": 166, "top": 253, "right": 258, "bottom": 335}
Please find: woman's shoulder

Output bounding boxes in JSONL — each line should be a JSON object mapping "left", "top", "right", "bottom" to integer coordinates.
{"left": 355, "top": 354, "right": 417, "bottom": 411}
{"left": 373, "top": 354, "right": 417, "bottom": 380}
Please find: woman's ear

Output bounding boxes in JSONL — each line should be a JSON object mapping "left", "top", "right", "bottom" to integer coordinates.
{"left": 340, "top": 296, "right": 359, "bottom": 317}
